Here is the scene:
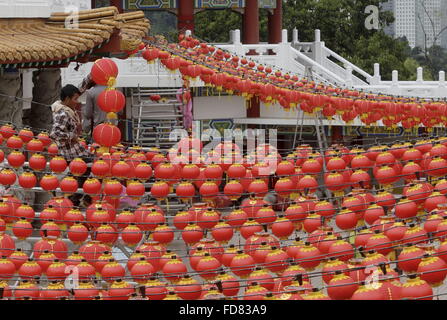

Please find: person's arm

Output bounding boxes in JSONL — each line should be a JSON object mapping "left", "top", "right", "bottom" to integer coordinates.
{"left": 82, "top": 90, "right": 94, "bottom": 134}
{"left": 50, "top": 111, "right": 74, "bottom": 143}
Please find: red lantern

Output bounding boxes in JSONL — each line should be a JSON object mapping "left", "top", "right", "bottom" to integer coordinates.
{"left": 400, "top": 275, "right": 433, "bottom": 300}
{"left": 18, "top": 171, "right": 37, "bottom": 189}
{"left": 0, "top": 124, "right": 15, "bottom": 139}
{"left": 90, "top": 58, "right": 118, "bottom": 87}
{"left": 82, "top": 178, "right": 102, "bottom": 195}
{"left": 6, "top": 135, "right": 23, "bottom": 149}
{"left": 69, "top": 158, "right": 87, "bottom": 176}
{"left": 295, "top": 243, "right": 322, "bottom": 270}
{"left": 29, "top": 153, "right": 47, "bottom": 171}
{"left": 107, "top": 279, "right": 135, "bottom": 300}
{"left": 40, "top": 175, "right": 59, "bottom": 191}
{"left": 174, "top": 276, "right": 203, "bottom": 300}
{"left": 335, "top": 208, "right": 357, "bottom": 230}
{"left": 230, "top": 251, "right": 256, "bottom": 278}
{"left": 162, "top": 256, "right": 187, "bottom": 283}
{"left": 97, "top": 89, "right": 125, "bottom": 117}
{"left": 18, "top": 258, "right": 42, "bottom": 280}
{"left": 417, "top": 255, "right": 447, "bottom": 286}
{"left": 0, "top": 256, "right": 15, "bottom": 280}
{"left": 121, "top": 223, "right": 143, "bottom": 246}
{"left": 327, "top": 272, "right": 358, "bottom": 300}
{"left": 7, "top": 150, "right": 25, "bottom": 168}
{"left": 67, "top": 223, "right": 89, "bottom": 244}
{"left": 49, "top": 156, "right": 68, "bottom": 173}
{"left": 93, "top": 123, "right": 121, "bottom": 147}
{"left": 59, "top": 175, "right": 78, "bottom": 193}
{"left": 0, "top": 169, "right": 16, "bottom": 186}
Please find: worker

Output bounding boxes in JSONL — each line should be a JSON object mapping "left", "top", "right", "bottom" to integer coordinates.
{"left": 50, "top": 84, "right": 91, "bottom": 162}
{"left": 81, "top": 80, "right": 108, "bottom": 138}
{"left": 50, "top": 84, "right": 92, "bottom": 207}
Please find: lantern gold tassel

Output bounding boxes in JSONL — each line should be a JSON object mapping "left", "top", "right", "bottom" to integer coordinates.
{"left": 106, "top": 112, "right": 117, "bottom": 120}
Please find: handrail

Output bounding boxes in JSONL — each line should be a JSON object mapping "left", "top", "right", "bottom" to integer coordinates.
{"left": 323, "top": 46, "right": 373, "bottom": 82}
{"left": 322, "top": 57, "right": 368, "bottom": 86}
{"left": 289, "top": 46, "right": 346, "bottom": 86}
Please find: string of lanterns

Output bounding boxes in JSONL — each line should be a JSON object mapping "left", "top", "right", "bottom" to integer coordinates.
{"left": 2, "top": 40, "right": 447, "bottom": 299}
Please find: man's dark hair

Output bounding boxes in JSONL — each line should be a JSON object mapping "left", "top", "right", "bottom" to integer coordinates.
{"left": 60, "top": 84, "right": 81, "bottom": 101}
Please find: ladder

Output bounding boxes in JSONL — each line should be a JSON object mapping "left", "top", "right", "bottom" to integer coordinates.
{"left": 130, "top": 86, "right": 185, "bottom": 151}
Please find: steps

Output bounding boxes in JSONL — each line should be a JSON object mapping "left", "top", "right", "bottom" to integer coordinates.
{"left": 129, "top": 87, "right": 184, "bottom": 151}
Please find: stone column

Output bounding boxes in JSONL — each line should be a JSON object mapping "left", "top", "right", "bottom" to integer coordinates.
{"left": 28, "top": 68, "right": 61, "bottom": 132}
{"left": 0, "top": 69, "right": 23, "bottom": 127}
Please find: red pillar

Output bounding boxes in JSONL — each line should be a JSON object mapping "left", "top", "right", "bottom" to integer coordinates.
{"left": 110, "top": 0, "right": 123, "bottom": 13}
{"left": 242, "top": 0, "right": 259, "bottom": 44}
{"left": 243, "top": 0, "right": 260, "bottom": 119}
{"left": 178, "top": 0, "right": 195, "bottom": 33}
{"left": 268, "top": 0, "right": 282, "bottom": 44}
{"left": 331, "top": 126, "right": 343, "bottom": 145}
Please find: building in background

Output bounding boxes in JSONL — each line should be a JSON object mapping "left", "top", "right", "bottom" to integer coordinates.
{"left": 386, "top": 0, "right": 447, "bottom": 49}
{"left": 381, "top": 0, "right": 396, "bottom": 37}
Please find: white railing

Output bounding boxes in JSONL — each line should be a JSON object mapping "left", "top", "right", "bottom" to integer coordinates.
{"left": 61, "top": 28, "right": 447, "bottom": 98}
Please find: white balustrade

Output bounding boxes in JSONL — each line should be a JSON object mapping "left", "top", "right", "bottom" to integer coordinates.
{"left": 60, "top": 28, "right": 446, "bottom": 98}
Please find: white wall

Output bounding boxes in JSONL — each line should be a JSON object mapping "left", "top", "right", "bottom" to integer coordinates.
{"left": 193, "top": 96, "right": 246, "bottom": 120}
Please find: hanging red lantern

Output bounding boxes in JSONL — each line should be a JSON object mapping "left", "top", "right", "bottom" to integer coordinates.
{"left": 18, "top": 258, "right": 42, "bottom": 280}
{"left": 199, "top": 180, "right": 219, "bottom": 201}
{"left": 417, "top": 255, "right": 447, "bottom": 286}
{"left": 107, "top": 279, "right": 135, "bottom": 300}
{"left": 67, "top": 223, "right": 89, "bottom": 244}
{"left": 7, "top": 150, "right": 25, "bottom": 168}
{"left": 327, "top": 272, "right": 358, "bottom": 300}
{"left": 223, "top": 180, "right": 244, "bottom": 201}
{"left": 93, "top": 123, "right": 121, "bottom": 147}
{"left": 400, "top": 275, "right": 433, "bottom": 300}
{"left": 130, "top": 257, "right": 155, "bottom": 283}
{"left": 0, "top": 256, "right": 16, "bottom": 280}
{"left": 59, "top": 175, "right": 78, "bottom": 194}
{"left": 28, "top": 153, "right": 47, "bottom": 171}
{"left": 90, "top": 58, "right": 118, "bottom": 87}
{"left": 150, "top": 181, "right": 170, "bottom": 200}
{"left": 295, "top": 242, "right": 322, "bottom": 270}
{"left": 248, "top": 179, "right": 269, "bottom": 198}
{"left": 162, "top": 255, "right": 188, "bottom": 283}
{"left": 174, "top": 275, "right": 202, "bottom": 300}
{"left": 6, "top": 135, "right": 23, "bottom": 149}
{"left": 425, "top": 192, "right": 447, "bottom": 212}
{"left": 68, "top": 158, "right": 87, "bottom": 176}
{"left": 397, "top": 244, "right": 425, "bottom": 273}
{"left": 394, "top": 197, "right": 417, "bottom": 219}
{"left": 18, "top": 171, "right": 37, "bottom": 189}
{"left": 82, "top": 178, "right": 102, "bottom": 195}
{"left": 0, "top": 123, "right": 15, "bottom": 139}
{"left": 364, "top": 230, "right": 393, "bottom": 256}
{"left": 335, "top": 207, "right": 357, "bottom": 230}
{"left": 121, "top": 223, "right": 143, "bottom": 246}
{"left": 14, "top": 203, "right": 35, "bottom": 222}
{"left": 182, "top": 223, "right": 204, "bottom": 244}
{"left": 39, "top": 175, "right": 59, "bottom": 192}
{"left": 14, "top": 280, "right": 40, "bottom": 300}
{"left": 97, "top": 88, "right": 125, "bottom": 119}
{"left": 40, "top": 220, "right": 61, "bottom": 238}
{"left": 0, "top": 169, "right": 16, "bottom": 186}
{"left": 49, "top": 156, "right": 68, "bottom": 174}
{"left": 230, "top": 250, "right": 256, "bottom": 278}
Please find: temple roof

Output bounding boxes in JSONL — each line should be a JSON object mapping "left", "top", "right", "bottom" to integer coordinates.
{"left": 0, "top": 6, "right": 150, "bottom": 68}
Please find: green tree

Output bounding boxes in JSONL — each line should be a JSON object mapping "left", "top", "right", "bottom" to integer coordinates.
{"left": 192, "top": 0, "right": 415, "bottom": 80}
{"left": 194, "top": 9, "right": 269, "bottom": 43}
